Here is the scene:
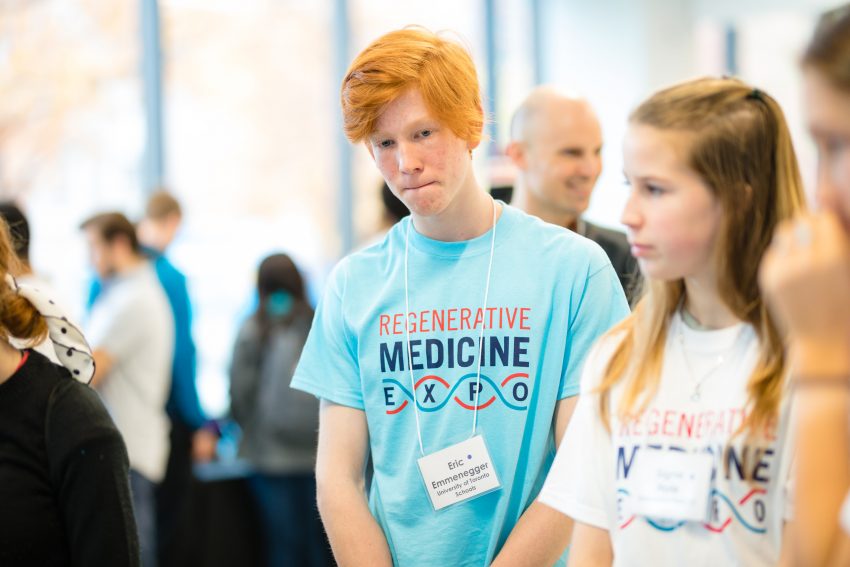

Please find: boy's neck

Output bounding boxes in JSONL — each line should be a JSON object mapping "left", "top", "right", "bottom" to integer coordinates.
{"left": 411, "top": 186, "right": 500, "bottom": 242}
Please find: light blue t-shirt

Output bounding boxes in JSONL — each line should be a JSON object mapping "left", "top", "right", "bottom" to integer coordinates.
{"left": 292, "top": 204, "right": 629, "bottom": 566}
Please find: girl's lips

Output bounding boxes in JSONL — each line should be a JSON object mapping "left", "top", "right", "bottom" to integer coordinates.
{"left": 630, "top": 243, "right": 653, "bottom": 257}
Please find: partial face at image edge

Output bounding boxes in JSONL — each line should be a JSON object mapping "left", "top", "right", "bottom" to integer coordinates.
{"left": 804, "top": 68, "right": 850, "bottom": 231}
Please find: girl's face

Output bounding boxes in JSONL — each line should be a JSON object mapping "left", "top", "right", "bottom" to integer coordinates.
{"left": 621, "top": 124, "right": 724, "bottom": 283}
{"left": 804, "top": 68, "right": 850, "bottom": 232}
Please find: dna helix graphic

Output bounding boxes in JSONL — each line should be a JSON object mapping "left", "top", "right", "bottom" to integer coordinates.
{"left": 381, "top": 372, "right": 530, "bottom": 414}
{"left": 616, "top": 487, "right": 768, "bottom": 534}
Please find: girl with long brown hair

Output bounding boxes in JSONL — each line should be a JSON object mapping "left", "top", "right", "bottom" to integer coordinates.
{"left": 538, "top": 77, "right": 805, "bottom": 566}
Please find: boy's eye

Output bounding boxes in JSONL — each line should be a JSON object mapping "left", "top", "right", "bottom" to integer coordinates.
{"left": 380, "top": 139, "right": 394, "bottom": 148}
{"left": 420, "top": 129, "right": 432, "bottom": 137}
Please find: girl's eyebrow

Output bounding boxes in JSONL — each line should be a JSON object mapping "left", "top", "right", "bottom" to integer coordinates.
{"left": 630, "top": 173, "right": 673, "bottom": 185}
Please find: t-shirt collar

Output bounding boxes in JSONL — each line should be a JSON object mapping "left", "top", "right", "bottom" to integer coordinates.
{"left": 673, "top": 309, "right": 752, "bottom": 354}
{"left": 405, "top": 200, "right": 517, "bottom": 258}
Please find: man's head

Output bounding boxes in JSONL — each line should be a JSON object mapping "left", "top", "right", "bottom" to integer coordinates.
{"left": 0, "top": 202, "right": 30, "bottom": 266}
{"left": 137, "top": 190, "right": 183, "bottom": 253}
{"left": 507, "top": 87, "right": 603, "bottom": 227}
{"left": 80, "top": 212, "right": 141, "bottom": 279}
{"left": 341, "top": 28, "right": 485, "bottom": 221}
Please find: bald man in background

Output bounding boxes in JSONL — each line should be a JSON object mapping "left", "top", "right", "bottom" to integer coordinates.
{"left": 507, "top": 87, "right": 639, "bottom": 304}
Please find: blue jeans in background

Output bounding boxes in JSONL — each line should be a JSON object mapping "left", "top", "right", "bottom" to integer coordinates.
{"left": 130, "top": 469, "right": 159, "bottom": 567}
{"left": 248, "top": 473, "right": 333, "bottom": 567}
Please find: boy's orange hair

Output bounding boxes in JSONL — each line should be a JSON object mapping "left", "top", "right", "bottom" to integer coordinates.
{"left": 341, "top": 27, "right": 484, "bottom": 145}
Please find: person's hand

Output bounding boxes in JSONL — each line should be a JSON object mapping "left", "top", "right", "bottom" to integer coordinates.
{"left": 192, "top": 428, "right": 219, "bottom": 463}
{"left": 760, "top": 211, "right": 850, "bottom": 376}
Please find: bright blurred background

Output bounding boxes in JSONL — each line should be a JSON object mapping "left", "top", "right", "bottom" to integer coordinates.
{"left": 0, "top": 0, "right": 840, "bottom": 417}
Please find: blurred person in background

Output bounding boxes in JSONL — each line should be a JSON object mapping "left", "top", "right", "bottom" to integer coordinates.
{"left": 0, "top": 217, "right": 140, "bottom": 566}
{"left": 88, "top": 191, "right": 213, "bottom": 567}
{"left": 0, "top": 202, "right": 34, "bottom": 275}
{"left": 363, "top": 182, "right": 411, "bottom": 247}
{"left": 229, "top": 253, "right": 331, "bottom": 567}
{"left": 138, "top": 191, "right": 216, "bottom": 566}
{"left": 507, "top": 88, "right": 640, "bottom": 304}
{"left": 380, "top": 180, "right": 410, "bottom": 228}
{"left": 81, "top": 212, "right": 174, "bottom": 567}
{"left": 760, "top": 5, "right": 850, "bottom": 566}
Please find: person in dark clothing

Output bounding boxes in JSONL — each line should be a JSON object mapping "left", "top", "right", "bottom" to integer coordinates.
{"left": 0, "top": 218, "right": 139, "bottom": 566}
{"left": 381, "top": 181, "right": 410, "bottom": 225}
{"left": 507, "top": 87, "right": 641, "bottom": 304}
{"left": 229, "top": 253, "right": 332, "bottom": 567}
{"left": 576, "top": 218, "right": 638, "bottom": 299}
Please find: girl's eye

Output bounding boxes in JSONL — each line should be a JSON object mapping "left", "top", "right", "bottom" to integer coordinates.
{"left": 420, "top": 129, "right": 432, "bottom": 138}
{"left": 646, "top": 184, "right": 665, "bottom": 195}
{"left": 379, "top": 139, "right": 394, "bottom": 148}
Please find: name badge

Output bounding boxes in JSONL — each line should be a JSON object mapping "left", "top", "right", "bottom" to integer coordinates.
{"left": 631, "top": 449, "right": 714, "bottom": 522}
{"left": 417, "top": 435, "right": 501, "bottom": 511}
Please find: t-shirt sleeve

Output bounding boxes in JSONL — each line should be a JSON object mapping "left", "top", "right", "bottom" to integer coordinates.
{"left": 539, "top": 338, "right": 618, "bottom": 530}
{"left": 45, "top": 379, "right": 140, "bottom": 566}
{"left": 558, "top": 250, "right": 629, "bottom": 399}
{"left": 291, "top": 260, "right": 363, "bottom": 409}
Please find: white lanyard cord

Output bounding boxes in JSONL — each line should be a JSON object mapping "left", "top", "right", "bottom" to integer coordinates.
{"left": 404, "top": 219, "right": 426, "bottom": 456}
{"left": 404, "top": 198, "right": 498, "bottom": 456}
{"left": 472, "top": 201, "right": 497, "bottom": 437}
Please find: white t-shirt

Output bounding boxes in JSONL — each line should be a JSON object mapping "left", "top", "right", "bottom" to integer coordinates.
{"left": 87, "top": 262, "right": 174, "bottom": 482}
{"left": 539, "top": 312, "right": 794, "bottom": 567}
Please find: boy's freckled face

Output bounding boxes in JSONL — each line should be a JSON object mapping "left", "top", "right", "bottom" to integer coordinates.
{"left": 368, "top": 89, "right": 475, "bottom": 221}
